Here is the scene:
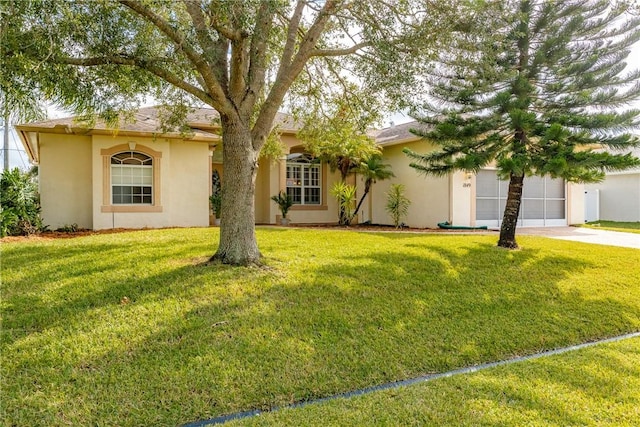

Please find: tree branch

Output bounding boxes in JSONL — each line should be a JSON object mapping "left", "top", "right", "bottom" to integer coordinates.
{"left": 243, "top": 0, "right": 276, "bottom": 114}
{"left": 206, "top": 0, "right": 241, "bottom": 41}
{"left": 61, "top": 55, "right": 215, "bottom": 106}
{"left": 253, "top": 0, "right": 344, "bottom": 147}
{"left": 280, "top": 0, "right": 306, "bottom": 68}
{"left": 182, "top": 0, "right": 220, "bottom": 62}
{"left": 182, "top": 0, "right": 232, "bottom": 99}
{"left": 119, "top": 0, "right": 198, "bottom": 64}
{"left": 211, "top": 37, "right": 230, "bottom": 95}
{"left": 310, "top": 42, "right": 370, "bottom": 57}
{"left": 229, "top": 39, "right": 249, "bottom": 107}
{"left": 119, "top": 0, "right": 233, "bottom": 114}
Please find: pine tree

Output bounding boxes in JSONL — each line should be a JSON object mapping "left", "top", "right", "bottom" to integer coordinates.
{"left": 405, "top": 0, "right": 640, "bottom": 248}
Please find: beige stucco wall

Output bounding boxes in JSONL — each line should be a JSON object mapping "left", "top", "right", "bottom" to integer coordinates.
{"left": 362, "top": 142, "right": 588, "bottom": 228}
{"left": 38, "top": 134, "right": 93, "bottom": 230}
{"left": 370, "top": 140, "right": 450, "bottom": 228}
{"left": 167, "top": 141, "right": 211, "bottom": 227}
{"left": 255, "top": 157, "right": 276, "bottom": 224}
{"left": 203, "top": 134, "right": 342, "bottom": 226}
{"left": 586, "top": 173, "right": 640, "bottom": 221}
{"left": 36, "top": 129, "right": 588, "bottom": 230}
{"left": 92, "top": 135, "right": 209, "bottom": 230}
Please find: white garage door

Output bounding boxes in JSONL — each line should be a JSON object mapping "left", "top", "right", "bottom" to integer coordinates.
{"left": 476, "top": 170, "right": 567, "bottom": 227}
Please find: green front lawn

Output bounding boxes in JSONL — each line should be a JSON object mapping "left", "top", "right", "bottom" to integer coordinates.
{"left": 230, "top": 337, "right": 640, "bottom": 426}
{"left": 2, "top": 228, "right": 640, "bottom": 426}
{"left": 583, "top": 220, "right": 640, "bottom": 234}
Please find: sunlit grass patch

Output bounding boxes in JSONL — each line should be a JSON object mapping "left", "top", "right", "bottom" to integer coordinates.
{"left": 583, "top": 220, "right": 640, "bottom": 234}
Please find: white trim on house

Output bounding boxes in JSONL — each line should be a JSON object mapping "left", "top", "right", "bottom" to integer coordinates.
{"left": 377, "top": 136, "right": 420, "bottom": 147}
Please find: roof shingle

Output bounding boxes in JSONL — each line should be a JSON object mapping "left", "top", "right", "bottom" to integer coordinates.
{"left": 375, "top": 121, "right": 431, "bottom": 146}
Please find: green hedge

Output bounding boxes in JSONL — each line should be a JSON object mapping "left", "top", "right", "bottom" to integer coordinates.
{"left": 0, "top": 167, "right": 45, "bottom": 236}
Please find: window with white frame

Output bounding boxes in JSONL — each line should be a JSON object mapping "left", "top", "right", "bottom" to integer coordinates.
{"left": 111, "top": 151, "right": 153, "bottom": 204}
{"left": 286, "top": 153, "right": 321, "bottom": 205}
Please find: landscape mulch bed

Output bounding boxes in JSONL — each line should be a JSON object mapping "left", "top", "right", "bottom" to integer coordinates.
{"left": 286, "top": 223, "right": 497, "bottom": 234}
{"left": 0, "top": 228, "right": 136, "bottom": 242}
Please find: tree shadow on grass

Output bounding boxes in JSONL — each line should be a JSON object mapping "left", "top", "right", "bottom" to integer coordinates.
{"left": 2, "top": 260, "right": 282, "bottom": 425}
{"left": 1, "top": 232, "right": 230, "bottom": 347}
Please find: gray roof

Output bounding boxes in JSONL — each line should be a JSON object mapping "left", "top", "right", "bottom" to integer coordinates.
{"left": 375, "top": 120, "right": 431, "bottom": 146}
{"left": 20, "top": 107, "right": 427, "bottom": 146}
{"left": 18, "top": 106, "right": 300, "bottom": 136}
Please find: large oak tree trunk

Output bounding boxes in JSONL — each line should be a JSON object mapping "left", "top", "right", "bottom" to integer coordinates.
{"left": 498, "top": 173, "right": 524, "bottom": 249}
{"left": 211, "top": 117, "right": 261, "bottom": 265}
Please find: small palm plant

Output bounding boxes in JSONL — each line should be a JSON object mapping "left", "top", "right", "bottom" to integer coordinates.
{"left": 385, "top": 184, "right": 410, "bottom": 228}
{"left": 271, "top": 191, "right": 294, "bottom": 224}
{"left": 331, "top": 181, "right": 357, "bottom": 226}
{"left": 352, "top": 154, "right": 394, "bottom": 220}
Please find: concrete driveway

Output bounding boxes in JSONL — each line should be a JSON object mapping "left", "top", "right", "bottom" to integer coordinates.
{"left": 517, "top": 227, "right": 640, "bottom": 249}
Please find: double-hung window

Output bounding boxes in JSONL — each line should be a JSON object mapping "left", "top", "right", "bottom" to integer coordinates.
{"left": 111, "top": 151, "right": 153, "bottom": 204}
{"left": 286, "top": 153, "right": 321, "bottom": 205}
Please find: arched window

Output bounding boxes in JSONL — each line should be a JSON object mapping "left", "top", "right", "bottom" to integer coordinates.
{"left": 286, "top": 153, "right": 321, "bottom": 205}
{"left": 111, "top": 151, "right": 153, "bottom": 204}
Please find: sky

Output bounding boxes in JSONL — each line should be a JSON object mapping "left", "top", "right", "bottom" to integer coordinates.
{"left": 5, "top": 40, "right": 640, "bottom": 170}
{"left": 1, "top": 124, "right": 32, "bottom": 170}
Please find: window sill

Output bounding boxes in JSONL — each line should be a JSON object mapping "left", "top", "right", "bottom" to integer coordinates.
{"left": 290, "top": 205, "right": 328, "bottom": 211}
{"left": 101, "top": 205, "right": 163, "bottom": 213}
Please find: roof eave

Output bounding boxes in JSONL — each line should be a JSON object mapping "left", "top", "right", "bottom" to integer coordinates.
{"left": 377, "top": 136, "right": 423, "bottom": 147}
{"left": 16, "top": 129, "right": 39, "bottom": 164}
{"left": 14, "top": 124, "right": 221, "bottom": 143}
{"left": 189, "top": 123, "right": 300, "bottom": 136}
{"left": 87, "top": 128, "right": 221, "bottom": 142}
